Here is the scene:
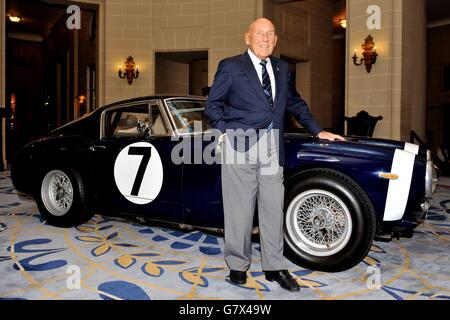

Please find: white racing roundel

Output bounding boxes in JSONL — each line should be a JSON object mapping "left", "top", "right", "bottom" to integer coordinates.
{"left": 114, "top": 142, "right": 163, "bottom": 205}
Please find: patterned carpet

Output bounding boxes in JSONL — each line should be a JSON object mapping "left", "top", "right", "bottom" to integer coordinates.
{"left": 0, "top": 171, "right": 449, "bottom": 300}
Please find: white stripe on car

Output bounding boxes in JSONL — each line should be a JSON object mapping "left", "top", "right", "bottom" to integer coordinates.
{"left": 383, "top": 149, "right": 415, "bottom": 221}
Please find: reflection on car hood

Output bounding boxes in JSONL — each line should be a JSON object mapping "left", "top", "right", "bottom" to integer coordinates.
{"left": 283, "top": 133, "right": 424, "bottom": 162}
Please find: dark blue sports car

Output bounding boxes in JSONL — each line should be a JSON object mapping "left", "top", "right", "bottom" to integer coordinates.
{"left": 11, "top": 96, "right": 437, "bottom": 271}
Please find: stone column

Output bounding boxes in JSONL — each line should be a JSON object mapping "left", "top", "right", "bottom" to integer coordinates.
{"left": 346, "top": 0, "right": 426, "bottom": 141}
{"left": 0, "top": 0, "right": 6, "bottom": 170}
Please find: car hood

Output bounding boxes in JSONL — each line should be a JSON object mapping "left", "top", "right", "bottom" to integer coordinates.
{"left": 284, "top": 133, "right": 425, "bottom": 163}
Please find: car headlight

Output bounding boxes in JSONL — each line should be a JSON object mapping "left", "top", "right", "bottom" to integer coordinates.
{"left": 425, "top": 150, "right": 437, "bottom": 197}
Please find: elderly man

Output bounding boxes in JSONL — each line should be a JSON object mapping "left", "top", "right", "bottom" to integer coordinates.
{"left": 205, "top": 18, "right": 344, "bottom": 292}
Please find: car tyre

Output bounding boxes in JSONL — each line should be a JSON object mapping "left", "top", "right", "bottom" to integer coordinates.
{"left": 284, "top": 168, "right": 376, "bottom": 272}
{"left": 36, "top": 168, "right": 94, "bottom": 228}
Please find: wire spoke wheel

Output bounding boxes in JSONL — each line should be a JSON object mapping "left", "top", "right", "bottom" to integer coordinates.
{"left": 41, "top": 170, "right": 74, "bottom": 217}
{"left": 286, "top": 189, "right": 353, "bottom": 257}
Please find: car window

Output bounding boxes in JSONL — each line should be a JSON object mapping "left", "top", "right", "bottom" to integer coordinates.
{"left": 105, "top": 104, "right": 149, "bottom": 138}
{"left": 150, "top": 104, "right": 169, "bottom": 136}
{"left": 165, "top": 99, "right": 211, "bottom": 133}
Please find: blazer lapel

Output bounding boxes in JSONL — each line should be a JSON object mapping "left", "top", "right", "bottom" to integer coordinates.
{"left": 270, "top": 57, "right": 281, "bottom": 110}
{"left": 239, "top": 52, "right": 271, "bottom": 108}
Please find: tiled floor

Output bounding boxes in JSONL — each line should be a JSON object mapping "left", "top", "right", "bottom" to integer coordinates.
{"left": 0, "top": 172, "right": 449, "bottom": 300}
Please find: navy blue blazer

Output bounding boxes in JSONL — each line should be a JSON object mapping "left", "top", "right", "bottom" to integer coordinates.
{"left": 205, "top": 51, "right": 323, "bottom": 165}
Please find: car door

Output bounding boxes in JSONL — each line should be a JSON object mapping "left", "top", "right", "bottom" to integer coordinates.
{"left": 89, "top": 100, "right": 184, "bottom": 223}
{"left": 182, "top": 137, "right": 223, "bottom": 228}
{"left": 163, "top": 97, "right": 224, "bottom": 229}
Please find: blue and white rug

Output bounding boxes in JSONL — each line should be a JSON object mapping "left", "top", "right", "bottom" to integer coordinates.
{"left": 0, "top": 172, "right": 449, "bottom": 300}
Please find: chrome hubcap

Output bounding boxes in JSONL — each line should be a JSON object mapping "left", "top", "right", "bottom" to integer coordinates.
{"left": 41, "top": 170, "right": 74, "bottom": 217}
{"left": 285, "top": 189, "right": 353, "bottom": 257}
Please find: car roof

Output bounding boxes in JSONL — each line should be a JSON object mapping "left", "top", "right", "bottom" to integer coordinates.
{"left": 50, "top": 95, "right": 208, "bottom": 136}
{"left": 100, "top": 95, "right": 207, "bottom": 111}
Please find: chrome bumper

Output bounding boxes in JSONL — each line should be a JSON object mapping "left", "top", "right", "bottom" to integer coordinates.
{"left": 420, "top": 199, "right": 431, "bottom": 220}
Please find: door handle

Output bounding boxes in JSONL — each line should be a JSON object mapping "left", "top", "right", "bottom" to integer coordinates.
{"left": 89, "top": 145, "right": 107, "bottom": 152}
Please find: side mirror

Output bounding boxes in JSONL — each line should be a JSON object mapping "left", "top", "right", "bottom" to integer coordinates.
{"left": 137, "top": 120, "right": 150, "bottom": 138}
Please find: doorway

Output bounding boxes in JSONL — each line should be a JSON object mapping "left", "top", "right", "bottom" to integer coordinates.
{"left": 155, "top": 51, "right": 208, "bottom": 96}
{"left": 280, "top": 54, "right": 309, "bottom": 133}
{"left": 4, "top": 0, "right": 98, "bottom": 165}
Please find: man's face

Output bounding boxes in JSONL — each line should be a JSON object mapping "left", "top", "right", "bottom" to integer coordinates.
{"left": 245, "top": 19, "right": 278, "bottom": 60}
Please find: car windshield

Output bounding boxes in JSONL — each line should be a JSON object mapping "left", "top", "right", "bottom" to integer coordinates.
{"left": 165, "top": 99, "right": 212, "bottom": 133}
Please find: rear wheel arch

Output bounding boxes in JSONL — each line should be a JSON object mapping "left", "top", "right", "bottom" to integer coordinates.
{"left": 35, "top": 147, "right": 94, "bottom": 195}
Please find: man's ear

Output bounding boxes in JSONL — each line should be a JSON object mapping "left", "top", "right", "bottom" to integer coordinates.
{"left": 273, "top": 35, "right": 278, "bottom": 47}
{"left": 244, "top": 32, "right": 250, "bottom": 46}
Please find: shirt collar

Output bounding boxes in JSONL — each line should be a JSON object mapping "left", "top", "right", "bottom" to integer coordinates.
{"left": 247, "top": 49, "right": 271, "bottom": 68}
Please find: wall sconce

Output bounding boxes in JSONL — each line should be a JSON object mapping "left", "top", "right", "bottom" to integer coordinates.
{"left": 8, "top": 15, "right": 22, "bottom": 23}
{"left": 77, "top": 95, "right": 86, "bottom": 104}
{"left": 339, "top": 19, "right": 347, "bottom": 29}
{"left": 353, "top": 35, "right": 378, "bottom": 73}
{"left": 118, "top": 56, "right": 140, "bottom": 85}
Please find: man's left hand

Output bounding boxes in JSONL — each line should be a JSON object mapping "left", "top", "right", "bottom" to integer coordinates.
{"left": 317, "top": 131, "right": 346, "bottom": 141}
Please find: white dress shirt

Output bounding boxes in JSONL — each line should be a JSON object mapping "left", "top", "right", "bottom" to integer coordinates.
{"left": 247, "top": 49, "right": 276, "bottom": 103}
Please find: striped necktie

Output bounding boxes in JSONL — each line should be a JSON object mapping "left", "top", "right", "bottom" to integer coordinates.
{"left": 259, "top": 60, "right": 273, "bottom": 109}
